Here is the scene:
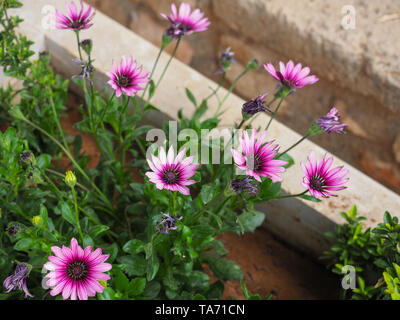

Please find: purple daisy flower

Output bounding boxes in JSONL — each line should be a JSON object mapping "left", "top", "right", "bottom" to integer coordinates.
{"left": 161, "top": 2, "right": 210, "bottom": 38}
{"left": 106, "top": 56, "right": 150, "bottom": 98}
{"left": 3, "top": 263, "right": 33, "bottom": 298}
{"left": 145, "top": 146, "right": 199, "bottom": 195}
{"left": 301, "top": 151, "right": 349, "bottom": 199}
{"left": 231, "top": 130, "right": 288, "bottom": 183}
{"left": 317, "top": 107, "right": 347, "bottom": 134}
{"left": 264, "top": 60, "right": 319, "bottom": 89}
{"left": 55, "top": 1, "right": 96, "bottom": 31}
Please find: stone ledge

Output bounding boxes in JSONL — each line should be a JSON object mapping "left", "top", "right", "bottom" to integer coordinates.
{"left": 8, "top": 0, "right": 400, "bottom": 258}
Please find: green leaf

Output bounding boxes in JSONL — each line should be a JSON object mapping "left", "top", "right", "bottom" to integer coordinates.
{"left": 185, "top": 88, "right": 197, "bottom": 107}
{"left": 14, "top": 238, "right": 34, "bottom": 251}
{"left": 299, "top": 195, "right": 322, "bottom": 203}
{"left": 207, "top": 257, "right": 243, "bottom": 281}
{"left": 142, "top": 281, "right": 161, "bottom": 299}
{"left": 98, "top": 287, "right": 115, "bottom": 300}
{"left": 123, "top": 239, "right": 145, "bottom": 255}
{"left": 114, "top": 269, "right": 129, "bottom": 292}
{"left": 89, "top": 225, "right": 109, "bottom": 238}
{"left": 277, "top": 153, "right": 294, "bottom": 169}
{"left": 36, "top": 154, "right": 52, "bottom": 170}
{"left": 200, "top": 184, "right": 214, "bottom": 204}
{"left": 146, "top": 252, "right": 160, "bottom": 282}
{"left": 59, "top": 201, "right": 76, "bottom": 226}
{"left": 128, "top": 278, "right": 146, "bottom": 296}
{"left": 186, "top": 271, "right": 210, "bottom": 291}
{"left": 237, "top": 211, "right": 265, "bottom": 233}
{"left": 384, "top": 211, "right": 392, "bottom": 225}
{"left": 118, "top": 255, "right": 146, "bottom": 277}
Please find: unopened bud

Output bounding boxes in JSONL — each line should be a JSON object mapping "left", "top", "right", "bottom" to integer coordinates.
{"left": 65, "top": 171, "right": 77, "bottom": 188}
{"left": 32, "top": 215, "right": 43, "bottom": 227}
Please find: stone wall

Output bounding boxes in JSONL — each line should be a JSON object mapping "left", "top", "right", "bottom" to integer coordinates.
{"left": 85, "top": 0, "right": 400, "bottom": 194}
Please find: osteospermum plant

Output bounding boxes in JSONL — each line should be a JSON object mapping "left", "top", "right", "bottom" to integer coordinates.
{"left": 0, "top": 0, "right": 352, "bottom": 301}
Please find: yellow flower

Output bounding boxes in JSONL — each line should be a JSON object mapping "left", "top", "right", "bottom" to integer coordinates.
{"left": 65, "top": 170, "right": 77, "bottom": 188}
{"left": 98, "top": 280, "right": 107, "bottom": 289}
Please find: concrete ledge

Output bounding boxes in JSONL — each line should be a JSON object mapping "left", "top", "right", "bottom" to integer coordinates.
{"left": 7, "top": 0, "right": 400, "bottom": 258}
{"left": 213, "top": 0, "right": 400, "bottom": 113}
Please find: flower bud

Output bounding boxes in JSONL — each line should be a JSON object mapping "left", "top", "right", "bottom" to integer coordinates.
{"left": 65, "top": 170, "right": 77, "bottom": 188}
{"left": 80, "top": 39, "right": 93, "bottom": 56}
{"left": 7, "top": 223, "right": 23, "bottom": 238}
{"left": 246, "top": 58, "right": 260, "bottom": 71}
{"left": 31, "top": 215, "right": 43, "bottom": 227}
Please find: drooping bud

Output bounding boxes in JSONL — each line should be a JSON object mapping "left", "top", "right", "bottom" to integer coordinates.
{"left": 316, "top": 107, "right": 347, "bottom": 134}
{"left": 3, "top": 263, "right": 33, "bottom": 298}
{"left": 230, "top": 176, "right": 259, "bottom": 196}
{"left": 242, "top": 93, "right": 271, "bottom": 120}
{"left": 156, "top": 213, "right": 183, "bottom": 234}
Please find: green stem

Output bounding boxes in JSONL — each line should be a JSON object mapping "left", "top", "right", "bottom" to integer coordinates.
{"left": 118, "top": 96, "right": 131, "bottom": 164}
{"left": 20, "top": 117, "right": 114, "bottom": 213}
{"left": 140, "top": 45, "right": 165, "bottom": 102}
{"left": 214, "top": 69, "right": 248, "bottom": 117}
{"left": 190, "top": 195, "right": 232, "bottom": 225}
{"left": 143, "top": 38, "right": 181, "bottom": 111}
{"left": 277, "top": 133, "right": 310, "bottom": 158}
{"left": 71, "top": 186, "right": 84, "bottom": 243}
{"left": 98, "top": 92, "right": 115, "bottom": 129}
{"left": 205, "top": 72, "right": 226, "bottom": 102}
{"left": 75, "top": 31, "right": 83, "bottom": 61}
{"left": 265, "top": 97, "right": 284, "bottom": 131}
{"left": 48, "top": 87, "right": 69, "bottom": 150}
{"left": 269, "top": 190, "right": 308, "bottom": 200}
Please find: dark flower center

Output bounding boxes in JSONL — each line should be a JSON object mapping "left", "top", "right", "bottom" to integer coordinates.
{"left": 246, "top": 154, "right": 262, "bottom": 171}
{"left": 69, "top": 20, "right": 84, "bottom": 30}
{"left": 166, "top": 22, "right": 192, "bottom": 38}
{"left": 310, "top": 176, "right": 325, "bottom": 191}
{"left": 67, "top": 261, "right": 88, "bottom": 280}
{"left": 117, "top": 75, "right": 131, "bottom": 88}
{"left": 162, "top": 170, "right": 179, "bottom": 184}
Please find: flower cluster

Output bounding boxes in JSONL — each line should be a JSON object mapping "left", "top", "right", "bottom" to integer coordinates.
{"left": 0, "top": 0, "right": 354, "bottom": 302}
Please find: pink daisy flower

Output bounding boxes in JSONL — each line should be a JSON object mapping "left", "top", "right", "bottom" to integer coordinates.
{"left": 301, "top": 151, "right": 349, "bottom": 199}
{"left": 231, "top": 130, "right": 288, "bottom": 183}
{"left": 145, "top": 146, "right": 199, "bottom": 195}
{"left": 43, "top": 238, "right": 112, "bottom": 300}
{"left": 55, "top": 1, "right": 96, "bottom": 31}
{"left": 106, "top": 56, "right": 150, "bottom": 98}
{"left": 161, "top": 2, "right": 210, "bottom": 38}
{"left": 264, "top": 60, "right": 319, "bottom": 89}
